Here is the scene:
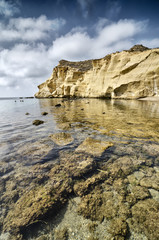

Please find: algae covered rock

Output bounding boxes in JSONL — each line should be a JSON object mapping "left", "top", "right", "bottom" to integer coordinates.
{"left": 130, "top": 198, "right": 159, "bottom": 239}
{"left": 2, "top": 153, "right": 97, "bottom": 238}
{"left": 54, "top": 227, "right": 68, "bottom": 240}
{"left": 107, "top": 217, "right": 128, "bottom": 239}
{"left": 140, "top": 175, "right": 159, "bottom": 190}
{"left": 3, "top": 179, "right": 72, "bottom": 236}
{"left": 149, "top": 188, "right": 159, "bottom": 202}
{"left": 37, "top": 236, "right": 49, "bottom": 240}
{"left": 78, "top": 186, "right": 130, "bottom": 222}
{"left": 73, "top": 171, "right": 108, "bottom": 196}
{"left": 76, "top": 137, "right": 113, "bottom": 157}
{"left": 130, "top": 185, "right": 150, "bottom": 200}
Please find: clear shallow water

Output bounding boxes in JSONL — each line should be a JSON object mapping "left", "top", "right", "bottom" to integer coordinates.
{"left": 0, "top": 98, "right": 159, "bottom": 164}
{"left": 0, "top": 98, "right": 159, "bottom": 239}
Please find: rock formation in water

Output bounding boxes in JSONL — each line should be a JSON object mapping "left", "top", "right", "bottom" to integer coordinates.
{"left": 35, "top": 45, "right": 159, "bottom": 99}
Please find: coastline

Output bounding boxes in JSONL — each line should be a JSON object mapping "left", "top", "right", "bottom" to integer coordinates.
{"left": 139, "top": 96, "right": 159, "bottom": 101}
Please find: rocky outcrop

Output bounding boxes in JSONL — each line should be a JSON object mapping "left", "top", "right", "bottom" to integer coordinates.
{"left": 35, "top": 45, "right": 159, "bottom": 99}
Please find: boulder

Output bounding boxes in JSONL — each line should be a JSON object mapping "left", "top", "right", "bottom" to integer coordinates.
{"left": 32, "top": 120, "right": 44, "bottom": 126}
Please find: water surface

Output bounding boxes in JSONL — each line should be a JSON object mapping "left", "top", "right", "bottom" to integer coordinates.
{"left": 0, "top": 98, "right": 159, "bottom": 239}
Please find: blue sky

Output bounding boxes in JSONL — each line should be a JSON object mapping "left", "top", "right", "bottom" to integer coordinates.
{"left": 0, "top": 0, "right": 159, "bottom": 97}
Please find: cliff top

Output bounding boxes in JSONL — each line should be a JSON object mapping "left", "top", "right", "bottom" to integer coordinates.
{"left": 127, "top": 44, "right": 150, "bottom": 52}
{"left": 58, "top": 45, "right": 151, "bottom": 72}
{"left": 59, "top": 59, "right": 93, "bottom": 72}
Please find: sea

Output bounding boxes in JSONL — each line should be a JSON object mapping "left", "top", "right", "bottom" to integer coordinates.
{"left": 0, "top": 97, "right": 159, "bottom": 239}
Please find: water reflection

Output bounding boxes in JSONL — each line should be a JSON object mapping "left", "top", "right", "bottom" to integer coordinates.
{"left": 38, "top": 98, "right": 159, "bottom": 142}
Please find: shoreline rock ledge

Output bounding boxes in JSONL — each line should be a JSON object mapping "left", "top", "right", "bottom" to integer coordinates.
{"left": 35, "top": 45, "right": 159, "bottom": 99}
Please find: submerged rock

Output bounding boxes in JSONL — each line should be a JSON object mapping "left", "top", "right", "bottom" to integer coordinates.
{"left": 1, "top": 133, "right": 159, "bottom": 239}
{"left": 2, "top": 153, "right": 97, "bottom": 238}
{"left": 55, "top": 104, "right": 62, "bottom": 107}
{"left": 107, "top": 217, "right": 128, "bottom": 239}
{"left": 50, "top": 132, "right": 73, "bottom": 146}
{"left": 149, "top": 188, "right": 159, "bottom": 202}
{"left": 76, "top": 137, "right": 113, "bottom": 157}
{"left": 54, "top": 227, "right": 68, "bottom": 240}
{"left": 130, "top": 199, "right": 159, "bottom": 240}
{"left": 32, "top": 120, "right": 44, "bottom": 126}
{"left": 41, "top": 112, "right": 48, "bottom": 116}
{"left": 140, "top": 175, "right": 159, "bottom": 190}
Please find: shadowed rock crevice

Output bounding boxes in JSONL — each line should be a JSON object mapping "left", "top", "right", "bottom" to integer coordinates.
{"left": 114, "top": 81, "right": 141, "bottom": 97}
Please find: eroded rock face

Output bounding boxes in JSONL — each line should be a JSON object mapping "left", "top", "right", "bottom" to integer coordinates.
{"left": 35, "top": 45, "right": 159, "bottom": 99}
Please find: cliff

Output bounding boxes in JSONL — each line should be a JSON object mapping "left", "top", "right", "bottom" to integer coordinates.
{"left": 35, "top": 45, "right": 159, "bottom": 99}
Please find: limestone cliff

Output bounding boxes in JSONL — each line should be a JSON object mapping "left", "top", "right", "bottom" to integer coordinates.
{"left": 35, "top": 45, "right": 159, "bottom": 99}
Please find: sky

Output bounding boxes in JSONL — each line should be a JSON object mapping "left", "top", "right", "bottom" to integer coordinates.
{"left": 0, "top": 0, "right": 159, "bottom": 97}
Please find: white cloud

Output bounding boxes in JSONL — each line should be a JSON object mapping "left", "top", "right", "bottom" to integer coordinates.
{"left": 48, "top": 31, "right": 93, "bottom": 60}
{"left": 94, "top": 18, "right": 110, "bottom": 33}
{"left": 0, "top": 0, "right": 20, "bottom": 17}
{"left": 92, "top": 19, "right": 147, "bottom": 57}
{"left": 140, "top": 38, "right": 159, "bottom": 49}
{"left": 0, "top": 77, "right": 8, "bottom": 86}
{"left": 0, "top": 43, "right": 55, "bottom": 97}
{"left": 0, "top": 15, "right": 66, "bottom": 42}
{"left": 49, "top": 19, "right": 147, "bottom": 60}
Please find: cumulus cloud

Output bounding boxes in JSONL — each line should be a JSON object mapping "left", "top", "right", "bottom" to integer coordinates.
{"left": 0, "top": 0, "right": 20, "bottom": 17}
{"left": 49, "top": 31, "right": 92, "bottom": 60}
{"left": 140, "top": 38, "right": 159, "bottom": 49}
{"left": 94, "top": 18, "right": 110, "bottom": 33}
{"left": 0, "top": 14, "right": 66, "bottom": 97}
{"left": 92, "top": 19, "right": 147, "bottom": 57}
{"left": 0, "top": 17, "right": 157, "bottom": 97}
{"left": 0, "top": 43, "right": 55, "bottom": 97}
{"left": 49, "top": 19, "right": 147, "bottom": 60}
{"left": 0, "top": 15, "right": 66, "bottom": 42}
